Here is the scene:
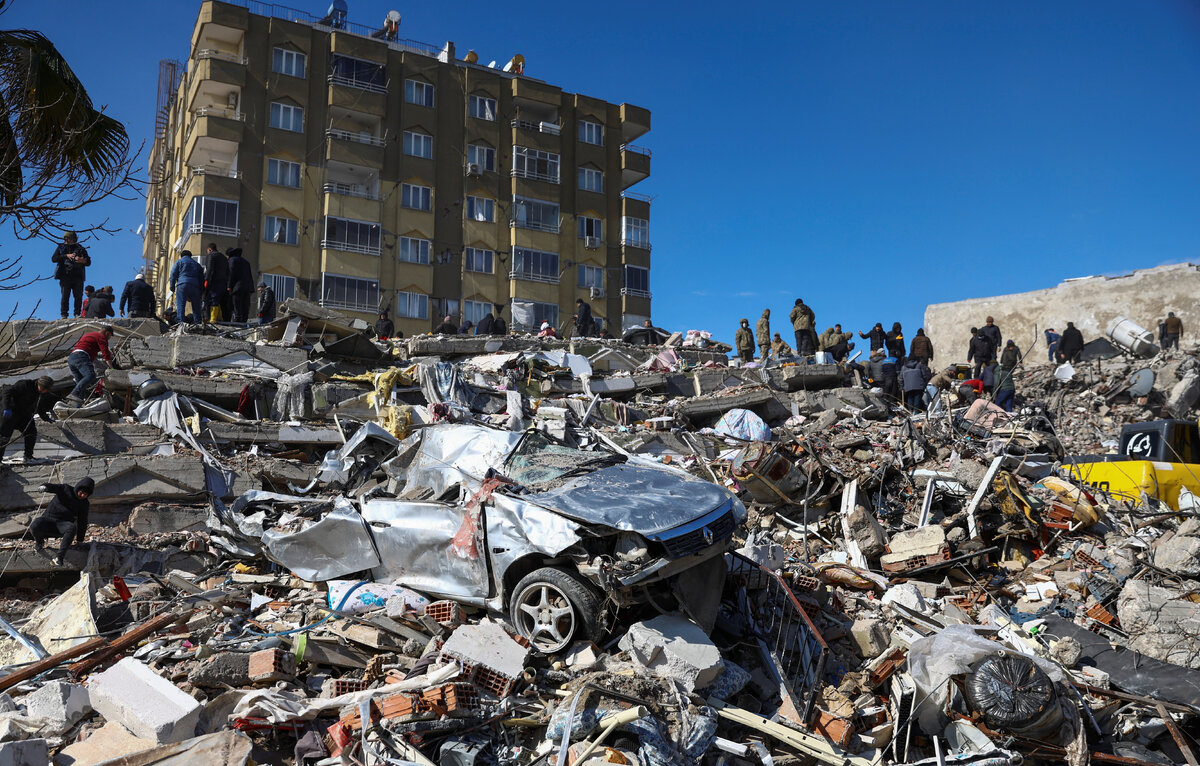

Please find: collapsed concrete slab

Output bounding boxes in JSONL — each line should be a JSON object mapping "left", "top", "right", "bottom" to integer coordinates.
{"left": 20, "top": 680, "right": 91, "bottom": 735}
{"left": 0, "top": 738, "right": 48, "bottom": 766}
{"left": 89, "top": 658, "right": 202, "bottom": 745}
{"left": 618, "top": 614, "right": 723, "bottom": 692}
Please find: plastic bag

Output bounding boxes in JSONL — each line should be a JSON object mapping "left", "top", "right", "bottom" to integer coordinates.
{"left": 964, "top": 654, "right": 1056, "bottom": 730}
{"left": 713, "top": 408, "right": 771, "bottom": 443}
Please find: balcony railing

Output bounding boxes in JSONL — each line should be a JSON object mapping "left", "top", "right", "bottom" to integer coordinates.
{"left": 327, "top": 73, "right": 388, "bottom": 95}
{"left": 194, "top": 105, "right": 244, "bottom": 121}
{"left": 320, "top": 298, "right": 378, "bottom": 312}
{"left": 621, "top": 287, "right": 652, "bottom": 300}
{"left": 190, "top": 164, "right": 241, "bottom": 179}
{"left": 326, "top": 128, "right": 385, "bottom": 147}
{"left": 510, "top": 119, "right": 560, "bottom": 135}
{"left": 621, "top": 190, "right": 653, "bottom": 203}
{"left": 197, "top": 48, "right": 248, "bottom": 65}
{"left": 620, "top": 143, "right": 652, "bottom": 157}
{"left": 510, "top": 218, "right": 560, "bottom": 234}
{"left": 510, "top": 167, "right": 560, "bottom": 184}
{"left": 320, "top": 238, "right": 381, "bottom": 255}
{"left": 183, "top": 223, "right": 239, "bottom": 238}
{"left": 221, "top": 0, "right": 441, "bottom": 58}
{"left": 323, "top": 182, "right": 379, "bottom": 200}
{"left": 620, "top": 237, "right": 652, "bottom": 251}
{"left": 508, "top": 270, "right": 560, "bottom": 285}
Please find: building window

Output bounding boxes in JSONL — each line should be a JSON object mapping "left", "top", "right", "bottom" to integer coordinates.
{"left": 578, "top": 167, "right": 603, "bottom": 193}
{"left": 577, "top": 216, "right": 602, "bottom": 241}
{"left": 512, "top": 146, "right": 559, "bottom": 183}
{"left": 323, "top": 216, "right": 380, "bottom": 255}
{"left": 621, "top": 216, "right": 650, "bottom": 248}
{"left": 577, "top": 265, "right": 604, "bottom": 290}
{"left": 398, "top": 236, "right": 431, "bottom": 264}
{"left": 264, "top": 215, "right": 298, "bottom": 245}
{"left": 464, "top": 247, "right": 494, "bottom": 274}
{"left": 321, "top": 273, "right": 379, "bottom": 312}
{"left": 511, "top": 196, "right": 559, "bottom": 233}
{"left": 405, "top": 79, "right": 434, "bottom": 107}
{"left": 273, "top": 48, "right": 306, "bottom": 78}
{"left": 512, "top": 300, "right": 559, "bottom": 331}
{"left": 329, "top": 53, "right": 385, "bottom": 93}
{"left": 262, "top": 273, "right": 296, "bottom": 301}
{"left": 510, "top": 246, "right": 559, "bottom": 283}
{"left": 396, "top": 290, "right": 429, "bottom": 320}
{"left": 465, "top": 196, "right": 494, "bottom": 222}
{"left": 402, "top": 130, "right": 433, "bottom": 159}
{"left": 183, "top": 197, "right": 238, "bottom": 237}
{"left": 623, "top": 265, "right": 650, "bottom": 298}
{"left": 467, "top": 144, "right": 495, "bottom": 172}
{"left": 269, "top": 101, "right": 303, "bottom": 132}
{"left": 469, "top": 94, "right": 496, "bottom": 121}
{"left": 578, "top": 120, "right": 604, "bottom": 146}
{"left": 401, "top": 183, "right": 432, "bottom": 211}
{"left": 464, "top": 299, "right": 492, "bottom": 326}
{"left": 267, "top": 158, "right": 301, "bottom": 187}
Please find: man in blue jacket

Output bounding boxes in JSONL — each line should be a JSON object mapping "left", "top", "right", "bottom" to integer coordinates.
{"left": 169, "top": 250, "right": 204, "bottom": 324}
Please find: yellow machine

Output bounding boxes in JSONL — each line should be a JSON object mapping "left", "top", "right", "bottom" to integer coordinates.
{"left": 1066, "top": 419, "right": 1200, "bottom": 509}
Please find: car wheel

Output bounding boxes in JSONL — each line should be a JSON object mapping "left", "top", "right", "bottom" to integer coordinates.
{"left": 509, "top": 567, "right": 602, "bottom": 653}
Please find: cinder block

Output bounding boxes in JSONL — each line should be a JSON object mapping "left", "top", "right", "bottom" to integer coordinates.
{"left": 248, "top": 648, "right": 296, "bottom": 683}
{"left": 88, "top": 658, "right": 201, "bottom": 745}
{"left": 21, "top": 680, "right": 91, "bottom": 735}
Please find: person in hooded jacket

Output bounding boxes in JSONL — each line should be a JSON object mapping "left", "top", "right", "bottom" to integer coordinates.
{"left": 203, "top": 243, "right": 229, "bottom": 322}
{"left": 226, "top": 248, "right": 255, "bottom": 323}
{"left": 375, "top": 311, "right": 395, "bottom": 340}
{"left": 968, "top": 327, "right": 995, "bottom": 380}
{"left": 909, "top": 328, "right": 933, "bottom": 363}
{"left": 84, "top": 287, "right": 115, "bottom": 319}
{"left": 885, "top": 322, "right": 905, "bottom": 359}
{"left": 734, "top": 318, "right": 754, "bottom": 363}
{"left": 755, "top": 309, "right": 771, "bottom": 361}
{"left": 900, "top": 359, "right": 931, "bottom": 411}
{"left": 1000, "top": 339, "right": 1021, "bottom": 370}
{"left": 980, "top": 316, "right": 1002, "bottom": 352}
{"left": 475, "top": 312, "right": 496, "bottom": 335}
{"left": 859, "top": 323, "right": 886, "bottom": 352}
{"left": 1057, "top": 322, "right": 1084, "bottom": 363}
{"left": 789, "top": 299, "right": 815, "bottom": 355}
{"left": 0, "top": 376, "right": 55, "bottom": 463}
{"left": 30, "top": 478, "right": 93, "bottom": 565}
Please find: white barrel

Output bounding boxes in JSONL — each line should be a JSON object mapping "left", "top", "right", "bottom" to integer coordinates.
{"left": 1106, "top": 316, "right": 1158, "bottom": 357}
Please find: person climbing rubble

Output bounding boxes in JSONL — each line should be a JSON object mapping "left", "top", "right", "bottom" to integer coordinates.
{"left": 1057, "top": 321, "right": 1084, "bottom": 362}
{"left": 968, "top": 326, "right": 995, "bottom": 379}
{"left": 65, "top": 325, "right": 114, "bottom": 405}
{"left": 29, "top": 477, "right": 93, "bottom": 566}
{"left": 0, "top": 375, "right": 55, "bottom": 464}
{"left": 789, "top": 297, "right": 815, "bottom": 355}
{"left": 734, "top": 318, "right": 754, "bottom": 362}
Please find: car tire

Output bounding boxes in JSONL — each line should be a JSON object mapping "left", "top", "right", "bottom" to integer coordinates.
{"left": 509, "top": 567, "right": 603, "bottom": 653}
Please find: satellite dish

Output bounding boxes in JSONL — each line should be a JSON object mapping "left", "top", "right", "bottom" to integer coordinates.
{"left": 1128, "top": 368, "right": 1155, "bottom": 398}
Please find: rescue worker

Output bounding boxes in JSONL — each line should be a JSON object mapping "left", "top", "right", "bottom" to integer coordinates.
{"left": 1000, "top": 339, "right": 1022, "bottom": 370}
{"left": 574, "top": 299, "right": 593, "bottom": 338}
{"left": 1165, "top": 312, "right": 1183, "bottom": 351}
{"left": 492, "top": 305, "right": 507, "bottom": 336}
{"left": 819, "top": 324, "right": 854, "bottom": 361}
{"left": 859, "top": 323, "right": 886, "bottom": 353}
{"left": 433, "top": 316, "right": 458, "bottom": 334}
{"left": 51, "top": 232, "right": 90, "bottom": 320}
{"left": 65, "top": 325, "right": 114, "bottom": 405}
{"left": 1044, "top": 328, "right": 1060, "bottom": 362}
{"left": 257, "top": 281, "right": 277, "bottom": 324}
{"left": 375, "top": 311, "right": 395, "bottom": 340}
{"left": 734, "top": 318, "right": 754, "bottom": 363}
{"left": 0, "top": 376, "right": 55, "bottom": 464}
{"left": 789, "top": 298, "right": 815, "bottom": 356}
{"left": 30, "top": 478, "right": 93, "bottom": 566}
{"left": 900, "top": 358, "right": 931, "bottom": 411}
{"left": 755, "top": 309, "right": 771, "bottom": 362}
{"left": 980, "top": 316, "right": 1002, "bottom": 352}
{"left": 226, "top": 249, "right": 255, "bottom": 323}
{"left": 475, "top": 311, "right": 496, "bottom": 335}
{"left": 885, "top": 322, "right": 905, "bottom": 359}
{"left": 770, "top": 333, "right": 792, "bottom": 357}
{"left": 169, "top": 250, "right": 204, "bottom": 324}
{"left": 80, "top": 286, "right": 95, "bottom": 318}
{"left": 83, "top": 286, "right": 114, "bottom": 319}
{"left": 909, "top": 328, "right": 933, "bottom": 364}
{"left": 994, "top": 363, "right": 1017, "bottom": 412}
{"left": 203, "top": 243, "right": 229, "bottom": 322}
{"left": 1057, "top": 322, "right": 1084, "bottom": 363}
{"left": 967, "top": 327, "right": 994, "bottom": 380}
{"left": 119, "top": 273, "right": 156, "bottom": 318}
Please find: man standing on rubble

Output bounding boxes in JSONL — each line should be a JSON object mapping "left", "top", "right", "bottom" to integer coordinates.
{"left": 574, "top": 298, "right": 593, "bottom": 338}
{"left": 492, "top": 305, "right": 507, "bottom": 335}
{"left": 1000, "top": 339, "right": 1021, "bottom": 370}
{"left": 968, "top": 327, "right": 994, "bottom": 380}
{"left": 0, "top": 376, "right": 55, "bottom": 464}
{"left": 375, "top": 311, "right": 394, "bottom": 340}
{"left": 885, "top": 322, "right": 905, "bottom": 359}
{"left": 1057, "top": 322, "right": 1084, "bottom": 363}
{"left": 789, "top": 298, "right": 815, "bottom": 356}
{"left": 755, "top": 309, "right": 771, "bottom": 362}
{"left": 169, "top": 250, "right": 204, "bottom": 324}
{"left": 51, "top": 232, "right": 91, "bottom": 320}
{"left": 65, "top": 325, "right": 115, "bottom": 406}
{"left": 30, "top": 478, "right": 93, "bottom": 566}
{"left": 202, "top": 243, "right": 229, "bottom": 323}
{"left": 433, "top": 315, "right": 458, "bottom": 334}
{"left": 859, "top": 323, "right": 886, "bottom": 353}
{"left": 910, "top": 328, "right": 933, "bottom": 364}
{"left": 734, "top": 318, "right": 754, "bottom": 363}
{"left": 770, "top": 332, "right": 792, "bottom": 357}
{"left": 257, "top": 281, "right": 277, "bottom": 324}
{"left": 119, "top": 273, "right": 156, "bottom": 318}
{"left": 980, "top": 316, "right": 1002, "bottom": 351}
{"left": 226, "top": 249, "right": 254, "bottom": 323}
{"left": 1044, "top": 327, "right": 1060, "bottom": 362}
{"left": 1165, "top": 312, "right": 1183, "bottom": 351}
{"left": 994, "top": 362, "right": 1018, "bottom": 412}
{"left": 900, "top": 358, "right": 931, "bottom": 411}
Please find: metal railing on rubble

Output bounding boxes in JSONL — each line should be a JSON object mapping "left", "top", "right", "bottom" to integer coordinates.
{"left": 726, "top": 551, "right": 829, "bottom": 724}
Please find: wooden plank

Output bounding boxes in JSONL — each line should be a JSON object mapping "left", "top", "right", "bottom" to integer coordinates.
{"left": 0, "top": 636, "right": 106, "bottom": 692}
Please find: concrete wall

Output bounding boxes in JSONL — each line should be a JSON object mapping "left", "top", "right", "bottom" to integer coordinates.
{"left": 923, "top": 262, "right": 1200, "bottom": 366}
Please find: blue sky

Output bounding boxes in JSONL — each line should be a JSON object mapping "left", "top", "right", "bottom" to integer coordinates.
{"left": 3, "top": 0, "right": 1200, "bottom": 347}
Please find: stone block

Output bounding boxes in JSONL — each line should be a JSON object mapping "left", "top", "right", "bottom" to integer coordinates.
{"left": 617, "top": 614, "right": 723, "bottom": 692}
{"left": 0, "top": 738, "right": 47, "bottom": 766}
{"left": 1152, "top": 534, "right": 1200, "bottom": 577}
{"left": 886, "top": 526, "right": 946, "bottom": 558}
{"left": 88, "top": 658, "right": 202, "bottom": 744}
{"left": 20, "top": 680, "right": 91, "bottom": 735}
{"left": 54, "top": 721, "right": 155, "bottom": 765}
{"left": 189, "top": 652, "right": 251, "bottom": 688}
{"left": 850, "top": 618, "right": 889, "bottom": 659}
{"left": 248, "top": 648, "right": 297, "bottom": 683}
{"left": 846, "top": 505, "right": 888, "bottom": 558}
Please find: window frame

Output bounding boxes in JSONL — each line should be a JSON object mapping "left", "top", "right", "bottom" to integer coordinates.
{"left": 578, "top": 166, "right": 604, "bottom": 193}
{"left": 465, "top": 196, "right": 495, "bottom": 223}
{"left": 395, "top": 290, "right": 430, "bottom": 320}
{"left": 405, "top": 79, "right": 434, "bottom": 107}
{"left": 264, "top": 214, "right": 299, "bottom": 245}
{"left": 401, "top": 183, "right": 432, "bottom": 211}
{"left": 321, "top": 272, "right": 380, "bottom": 313}
{"left": 402, "top": 130, "right": 433, "bottom": 159}
{"left": 329, "top": 53, "right": 386, "bottom": 92}
{"left": 272, "top": 47, "right": 306, "bottom": 78}
{"left": 463, "top": 299, "right": 492, "bottom": 326}
{"left": 323, "top": 215, "right": 381, "bottom": 255}
{"left": 577, "top": 264, "right": 604, "bottom": 290}
{"left": 269, "top": 101, "right": 304, "bottom": 132}
{"left": 466, "top": 143, "right": 495, "bottom": 172}
{"left": 183, "top": 196, "right": 239, "bottom": 237}
{"left": 578, "top": 120, "right": 604, "bottom": 146}
{"left": 464, "top": 247, "right": 494, "bottom": 274}
{"left": 621, "top": 216, "right": 650, "bottom": 248}
{"left": 512, "top": 195, "right": 560, "bottom": 233}
{"left": 510, "top": 246, "right": 560, "bottom": 284}
{"left": 623, "top": 265, "right": 650, "bottom": 296}
{"left": 266, "top": 157, "right": 301, "bottom": 188}
{"left": 469, "top": 94, "right": 497, "bottom": 121}
{"left": 262, "top": 273, "right": 297, "bottom": 301}
{"left": 512, "top": 146, "right": 560, "bottom": 183}
{"left": 577, "top": 216, "right": 603, "bottom": 241}
{"left": 398, "top": 236, "right": 431, "bottom": 265}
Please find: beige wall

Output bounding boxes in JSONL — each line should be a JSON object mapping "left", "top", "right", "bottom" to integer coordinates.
{"left": 924, "top": 262, "right": 1200, "bottom": 365}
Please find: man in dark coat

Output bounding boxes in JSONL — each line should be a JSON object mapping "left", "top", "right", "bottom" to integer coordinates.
{"left": 203, "top": 243, "right": 229, "bottom": 322}
{"left": 375, "top": 311, "right": 395, "bottom": 339}
{"left": 0, "top": 376, "right": 55, "bottom": 463}
{"left": 574, "top": 299, "right": 593, "bottom": 338}
{"left": 433, "top": 316, "right": 458, "bottom": 334}
{"left": 900, "top": 359, "right": 931, "bottom": 411}
{"left": 119, "top": 274, "right": 157, "bottom": 318}
{"left": 980, "top": 316, "right": 1002, "bottom": 352}
{"left": 474, "top": 312, "right": 496, "bottom": 335}
{"left": 84, "top": 287, "right": 115, "bottom": 319}
{"left": 492, "top": 305, "right": 507, "bottom": 336}
{"left": 257, "top": 282, "right": 277, "bottom": 324}
{"left": 1057, "top": 322, "right": 1084, "bottom": 363}
{"left": 30, "top": 477, "right": 93, "bottom": 566}
{"left": 51, "top": 232, "right": 91, "bottom": 319}
{"left": 967, "top": 327, "right": 995, "bottom": 380}
{"left": 859, "top": 323, "right": 886, "bottom": 352}
{"left": 226, "top": 248, "right": 255, "bottom": 323}
{"left": 885, "top": 322, "right": 905, "bottom": 359}
{"left": 909, "top": 328, "right": 933, "bottom": 363}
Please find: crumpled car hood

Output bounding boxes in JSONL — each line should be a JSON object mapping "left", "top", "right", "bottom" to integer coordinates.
{"left": 526, "top": 462, "right": 734, "bottom": 536}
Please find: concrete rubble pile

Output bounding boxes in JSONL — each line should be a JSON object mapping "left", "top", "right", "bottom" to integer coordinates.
{"left": 1, "top": 306, "right": 1200, "bottom": 765}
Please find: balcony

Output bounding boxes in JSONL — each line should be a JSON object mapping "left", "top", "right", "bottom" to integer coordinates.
{"left": 619, "top": 237, "right": 652, "bottom": 252}
{"left": 621, "top": 287, "right": 652, "bottom": 300}
{"left": 190, "top": 164, "right": 240, "bottom": 179}
{"left": 511, "top": 119, "right": 560, "bottom": 136}
{"left": 197, "top": 48, "right": 247, "bottom": 65}
{"left": 320, "top": 298, "right": 377, "bottom": 313}
{"left": 620, "top": 144, "right": 651, "bottom": 188}
{"left": 510, "top": 218, "right": 560, "bottom": 234}
{"left": 323, "top": 181, "right": 378, "bottom": 200}
{"left": 183, "top": 222, "right": 239, "bottom": 238}
{"left": 327, "top": 128, "right": 384, "bottom": 147}
{"left": 508, "top": 270, "right": 560, "bottom": 285}
{"left": 620, "top": 103, "right": 651, "bottom": 143}
{"left": 320, "top": 238, "right": 381, "bottom": 256}
{"left": 325, "top": 128, "right": 384, "bottom": 166}
{"left": 510, "top": 167, "right": 559, "bottom": 184}
{"left": 327, "top": 72, "right": 387, "bottom": 95}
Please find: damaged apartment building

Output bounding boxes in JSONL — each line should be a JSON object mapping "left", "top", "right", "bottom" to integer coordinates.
{"left": 142, "top": 0, "right": 654, "bottom": 336}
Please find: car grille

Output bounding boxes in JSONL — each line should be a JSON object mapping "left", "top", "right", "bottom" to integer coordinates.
{"left": 661, "top": 508, "right": 735, "bottom": 559}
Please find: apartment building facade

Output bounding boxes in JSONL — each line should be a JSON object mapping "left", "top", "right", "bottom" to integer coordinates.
{"left": 143, "top": 0, "right": 652, "bottom": 335}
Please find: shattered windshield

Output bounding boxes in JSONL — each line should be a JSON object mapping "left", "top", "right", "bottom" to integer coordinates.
{"left": 503, "top": 430, "right": 626, "bottom": 491}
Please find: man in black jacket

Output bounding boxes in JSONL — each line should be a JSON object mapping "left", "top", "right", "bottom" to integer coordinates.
{"left": 119, "top": 273, "right": 157, "bottom": 318}
{"left": 203, "top": 243, "right": 229, "bottom": 322}
{"left": 574, "top": 298, "right": 593, "bottom": 338}
{"left": 226, "top": 249, "right": 255, "bottom": 323}
{"left": 375, "top": 311, "right": 395, "bottom": 339}
{"left": 51, "top": 232, "right": 91, "bottom": 319}
{"left": 1057, "top": 322, "right": 1085, "bottom": 363}
{"left": 0, "top": 376, "right": 55, "bottom": 463}
{"left": 257, "top": 282, "right": 277, "bottom": 324}
{"left": 31, "top": 478, "right": 93, "bottom": 565}
{"left": 967, "top": 327, "right": 995, "bottom": 380}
